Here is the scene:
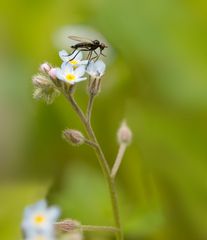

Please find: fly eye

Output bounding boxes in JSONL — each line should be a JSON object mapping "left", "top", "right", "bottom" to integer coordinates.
{"left": 93, "top": 40, "right": 99, "bottom": 45}
{"left": 100, "top": 43, "right": 106, "bottom": 49}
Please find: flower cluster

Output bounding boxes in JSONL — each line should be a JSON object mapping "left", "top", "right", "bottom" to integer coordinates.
{"left": 32, "top": 49, "right": 106, "bottom": 104}
{"left": 21, "top": 200, "right": 60, "bottom": 240}
{"left": 29, "top": 36, "right": 133, "bottom": 240}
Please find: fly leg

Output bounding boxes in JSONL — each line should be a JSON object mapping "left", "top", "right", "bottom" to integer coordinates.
{"left": 90, "top": 50, "right": 99, "bottom": 62}
{"left": 100, "top": 49, "right": 106, "bottom": 57}
{"left": 69, "top": 48, "right": 90, "bottom": 61}
{"left": 86, "top": 51, "right": 93, "bottom": 69}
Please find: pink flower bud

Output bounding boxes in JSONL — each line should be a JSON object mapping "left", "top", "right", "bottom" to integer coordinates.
{"left": 117, "top": 121, "right": 132, "bottom": 145}
{"left": 63, "top": 129, "right": 85, "bottom": 146}
{"left": 48, "top": 68, "right": 57, "bottom": 80}
{"left": 40, "top": 62, "right": 51, "bottom": 73}
{"left": 32, "top": 74, "right": 50, "bottom": 87}
{"left": 55, "top": 219, "right": 81, "bottom": 232}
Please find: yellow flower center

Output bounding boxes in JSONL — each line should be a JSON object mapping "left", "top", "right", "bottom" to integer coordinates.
{"left": 69, "top": 60, "right": 78, "bottom": 65}
{"left": 34, "top": 214, "right": 45, "bottom": 224}
{"left": 66, "top": 73, "right": 76, "bottom": 82}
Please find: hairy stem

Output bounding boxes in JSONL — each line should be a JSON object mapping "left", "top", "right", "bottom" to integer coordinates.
{"left": 86, "top": 94, "right": 123, "bottom": 240}
{"left": 55, "top": 221, "right": 119, "bottom": 233}
{"left": 66, "top": 92, "right": 123, "bottom": 240}
{"left": 86, "top": 124, "right": 123, "bottom": 240}
{"left": 111, "top": 143, "right": 127, "bottom": 179}
{"left": 81, "top": 225, "right": 119, "bottom": 233}
{"left": 66, "top": 94, "right": 87, "bottom": 126}
{"left": 86, "top": 94, "right": 95, "bottom": 122}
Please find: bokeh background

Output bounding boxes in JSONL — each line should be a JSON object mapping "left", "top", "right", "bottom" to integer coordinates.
{"left": 1, "top": 0, "right": 207, "bottom": 239}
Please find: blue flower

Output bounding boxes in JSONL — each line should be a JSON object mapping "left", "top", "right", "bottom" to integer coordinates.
{"left": 55, "top": 62, "right": 87, "bottom": 84}
{"left": 86, "top": 60, "right": 106, "bottom": 78}
{"left": 59, "top": 50, "right": 88, "bottom": 66}
{"left": 22, "top": 200, "right": 60, "bottom": 238}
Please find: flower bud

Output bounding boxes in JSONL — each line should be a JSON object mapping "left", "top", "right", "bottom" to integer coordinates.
{"left": 48, "top": 68, "right": 57, "bottom": 80}
{"left": 55, "top": 219, "right": 81, "bottom": 232}
{"left": 88, "top": 77, "right": 101, "bottom": 96}
{"left": 40, "top": 62, "right": 51, "bottom": 73}
{"left": 117, "top": 121, "right": 132, "bottom": 145}
{"left": 63, "top": 129, "right": 85, "bottom": 146}
{"left": 32, "top": 74, "right": 51, "bottom": 88}
{"left": 32, "top": 74, "right": 60, "bottom": 104}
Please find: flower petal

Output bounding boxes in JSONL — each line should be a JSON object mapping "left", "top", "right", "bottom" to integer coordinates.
{"left": 47, "top": 206, "right": 61, "bottom": 221}
{"left": 95, "top": 60, "right": 105, "bottom": 76}
{"left": 63, "top": 62, "right": 73, "bottom": 74}
{"left": 86, "top": 61, "right": 96, "bottom": 76}
{"left": 59, "top": 50, "right": 70, "bottom": 62}
{"left": 68, "top": 50, "right": 82, "bottom": 61}
{"left": 74, "top": 77, "right": 87, "bottom": 83}
{"left": 33, "top": 200, "right": 47, "bottom": 211}
{"left": 80, "top": 60, "right": 89, "bottom": 65}
{"left": 55, "top": 68, "right": 65, "bottom": 80}
{"left": 74, "top": 51, "right": 83, "bottom": 61}
{"left": 74, "top": 65, "right": 86, "bottom": 78}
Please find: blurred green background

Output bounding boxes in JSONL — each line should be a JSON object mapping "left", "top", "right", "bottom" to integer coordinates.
{"left": 1, "top": 0, "right": 207, "bottom": 239}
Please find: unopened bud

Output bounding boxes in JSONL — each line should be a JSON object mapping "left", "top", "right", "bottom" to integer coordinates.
{"left": 63, "top": 129, "right": 85, "bottom": 146}
{"left": 48, "top": 68, "right": 57, "bottom": 80}
{"left": 55, "top": 219, "right": 81, "bottom": 232}
{"left": 88, "top": 77, "right": 101, "bottom": 96}
{"left": 32, "top": 74, "right": 52, "bottom": 88}
{"left": 40, "top": 62, "right": 52, "bottom": 73}
{"left": 117, "top": 121, "right": 132, "bottom": 145}
{"left": 32, "top": 74, "right": 60, "bottom": 104}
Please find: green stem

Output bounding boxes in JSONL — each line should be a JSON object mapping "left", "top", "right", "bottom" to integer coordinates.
{"left": 85, "top": 95, "right": 123, "bottom": 240}
{"left": 86, "top": 93, "right": 95, "bottom": 122}
{"left": 55, "top": 221, "right": 119, "bottom": 234}
{"left": 111, "top": 143, "right": 127, "bottom": 179}
{"left": 81, "top": 225, "right": 119, "bottom": 233}
{"left": 65, "top": 91, "right": 123, "bottom": 240}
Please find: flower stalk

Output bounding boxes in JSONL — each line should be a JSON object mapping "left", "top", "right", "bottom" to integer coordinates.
{"left": 55, "top": 220, "right": 119, "bottom": 233}
{"left": 31, "top": 48, "right": 132, "bottom": 240}
{"left": 69, "top": 91, "right": 123, "bottom": 240}
{"left": 111, "top": 143, "right": 127, "bottom": 179}
{"left": 58, "top": 78, "right": 122, "bottom": 240}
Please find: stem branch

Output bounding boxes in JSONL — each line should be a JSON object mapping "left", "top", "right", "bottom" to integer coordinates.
{"left": 81, "top": 225, "right": 120, "bottom": 233}
{"left": 86, "top": 94, "right": 95, "bottom": 122}
{"left": 65, "top": 91, "right": 123, "bottom": 240}
{"left": 111, "top": 143, "right": 127, "bottom": 179}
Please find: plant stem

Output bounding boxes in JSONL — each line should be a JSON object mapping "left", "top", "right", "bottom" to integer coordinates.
{"left": 66, "top": 92, "right": 123, "bottom": 240}
{"left": 81, "top": 225, "right": 119, "bottom": 233}
{"left": 111, "top": 143, "right": 127, "bottom": 179}
{"left": 86, "top": 95, "right": 123, "bottom": 240}
{"left": 86, "top": 94, "right": 95, "bottom": 122}
{"left": 86, "top": 125, "right": 123, "bottom": 240}
{"left": 66, "top": 94, "right": 87, "bottom": 126}
{"left": 55, "top": 221, "right": 119, "bottom": 233}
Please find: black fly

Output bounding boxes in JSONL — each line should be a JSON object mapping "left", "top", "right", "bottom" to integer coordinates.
{"left": 68, "top": 36, "right": 108, "bottom": 62}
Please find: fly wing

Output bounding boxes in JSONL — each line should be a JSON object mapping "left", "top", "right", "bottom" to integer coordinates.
{"left": 68, "top": 35, "right": 93, "bottom": 43}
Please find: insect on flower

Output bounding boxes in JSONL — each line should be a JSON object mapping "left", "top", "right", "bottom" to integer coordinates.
{"left": 67, "top": 36, "right": 108, "bottom": 63}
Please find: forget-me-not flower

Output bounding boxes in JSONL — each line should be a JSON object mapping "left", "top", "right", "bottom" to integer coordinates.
{"left": 22, "top": 200, "right": 60, "bottom": 237}
{"left": 55, "top": 62, "right": 87, "bottom": 84}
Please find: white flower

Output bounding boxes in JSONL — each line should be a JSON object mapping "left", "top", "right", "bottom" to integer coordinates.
{"left": 25, "top": 232, "right": 55, "bottom": 240}
{"left": 86, "top": 60, "right": 106, "bottom": 78}
{"left": 22, "top": 200, "right": 60, "bottom": 236}
{"left": 55, "top": 62, "right": 87, "bottom": 84}
{"left": 59, "top": 50, "right": 88, "bottom": 66}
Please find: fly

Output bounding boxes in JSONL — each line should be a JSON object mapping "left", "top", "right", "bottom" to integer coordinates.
{"left": 67, "top": 35, "right": 108, "bottom": 63}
